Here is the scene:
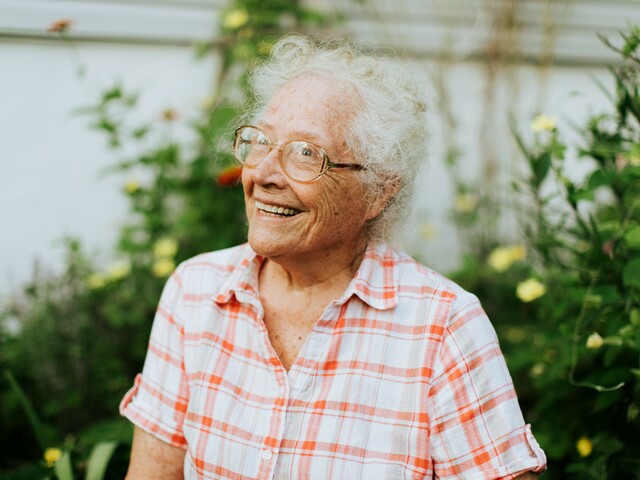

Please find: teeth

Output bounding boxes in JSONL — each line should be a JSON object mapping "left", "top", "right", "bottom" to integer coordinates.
{"left": 256, "top": 201, "right": 300, "bottom": 216}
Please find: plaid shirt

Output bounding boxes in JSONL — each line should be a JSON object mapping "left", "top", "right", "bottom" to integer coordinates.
{"left": 120, "top": 242, "right": 546, "bottom": 479}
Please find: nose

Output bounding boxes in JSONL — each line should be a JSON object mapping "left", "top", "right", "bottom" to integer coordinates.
{"left": 249, "top": 146, "right": 287, "bottom": 186}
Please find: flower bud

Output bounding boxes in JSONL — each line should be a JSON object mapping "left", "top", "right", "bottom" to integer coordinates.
{"left": 586, "top": 332, "right": 604, "bottom": 349}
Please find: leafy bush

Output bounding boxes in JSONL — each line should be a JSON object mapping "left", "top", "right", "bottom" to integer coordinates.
{"left": 1, "top": 0, "right": 337, "bottom": 476}
{"left": 3, "top": 2, "right": 639, "bottom": 476}
{"left": 453, "top": 26, "right": 640, "bottom": 479}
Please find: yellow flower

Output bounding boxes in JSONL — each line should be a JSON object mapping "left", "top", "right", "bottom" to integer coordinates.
{"left": 586, "top": 332, "right": 604, "bottom": 349}
{"left": 505, "top": 326, "right": 527, "bottom": 344}
{"left": 152, "top": 258, "right": 175, "bottom": 278}
{"left": 223, "top": 9, "right": 249, "bottom": 29}
{"left": 124, "top": 180, "right": 139, "bottom": 194}
{"left": 516, "top": 278, "right": 546, "bottom": 303}
{"left": 530, "top": 363, "right": 545, "bottom": 378}
{"left": 106, "top": 261, "right": 131, "bottom": 282}
{"left": 454, "top": 193, "right": 478, "bottom": 213}
{"left": 488, "top": 245, "right": 527, "bottom": 272}
{"left": 153, "top": 237, "right": 178, "bottom": 259}
{"left": 44, "top": 447, "right": 62, "bottom": 467}
{"left": 418, "top": 222, "right": 438, "bottom": 240}
{"left": 87, "top": 273, "right": 106, "bottom": 290}
{"left": 530, "top": 114, "right": 557, "bottom": 133}
{"left": 576, "top": 436, "right": 593, "bottom": 457}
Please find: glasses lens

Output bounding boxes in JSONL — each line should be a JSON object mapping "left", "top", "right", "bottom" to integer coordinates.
{"left": 283, "top": 141, "right": 324, "bottom": 181}
{"left": 235, "top": 127, "right": 270, "bottom": 166}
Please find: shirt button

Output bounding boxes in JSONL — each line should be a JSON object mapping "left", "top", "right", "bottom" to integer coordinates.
{"left": 260, "top": 449, "right": 273, "bottom": 461}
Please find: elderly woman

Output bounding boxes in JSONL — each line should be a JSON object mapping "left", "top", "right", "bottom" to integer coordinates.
{"left": 121, "top": 36, "right": 547, "bottom": 479}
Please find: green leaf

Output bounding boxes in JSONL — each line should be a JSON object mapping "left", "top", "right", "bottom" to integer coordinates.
{"left": 4, "top": 370, "right": 47, "bottom": 450}
{"left": 549, "top": 140, "right": 567, "bottom": 159}
{"left": 101, "top": 86, "right": 122, "bottom": 103}
{"left": 131, "top": 126, "right": 150, "bottom": 139}
{"left": 624, "top": 226, "right": 640, "bottom": 249}
{"left": 623, "top": 258, "right": 640, "bottom": 287}
{"left": 592, "top": 284, "right": 622, "bottom": 303}
{"left": 533, "top": 152, "right": 552, "bottom": 188}
{"left": 54, "top": 451, "right": 74, "bottom": 480}
{"left": 599, "top": 437, "right": 624, "bottom": 455}
{"left": 587, "top": 169, "right": 612, "bottom": 190}
{"left": 85, "top": 441, "right": 118, "bottom": 480}
{"left": 604, "top": 346, "right": 622, "bottom": 367}
{"left": 569, "top": 188, "right": 595, "bottom": 203}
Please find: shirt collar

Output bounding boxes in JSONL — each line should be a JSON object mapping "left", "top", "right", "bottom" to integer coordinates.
{"left": 335, "top": 242, "right": 398, "bottom": 311}
{"left": 213, "top": 242, "right": 398, "bottom": 311}
{"left": 212, "top": 243, "right": 263, "bottom": 305}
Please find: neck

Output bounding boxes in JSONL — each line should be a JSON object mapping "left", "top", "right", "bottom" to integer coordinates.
{"left": 260, "top": 240, "right": 369, "bottom": 295}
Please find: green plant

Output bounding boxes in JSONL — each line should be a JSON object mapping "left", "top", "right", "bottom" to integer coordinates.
{"left": 2, "top": 369, "right": 129, "bottom": 479}
{"left": 0, "top": 1, "right": 343, "bottom": 476}
{"left": 453, "top": 26, "right": 640, "bottom": 479}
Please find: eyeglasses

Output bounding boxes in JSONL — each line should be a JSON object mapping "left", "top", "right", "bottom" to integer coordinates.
{"left": 233, "top": 125, "right": 364, "bottom": 183}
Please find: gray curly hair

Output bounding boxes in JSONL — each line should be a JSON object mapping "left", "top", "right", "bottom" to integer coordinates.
{"left": 247, "top": 35, "right": 429, "bottom": 242}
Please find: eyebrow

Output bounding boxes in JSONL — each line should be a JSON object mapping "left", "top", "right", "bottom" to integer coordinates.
{"left": 257, "top": 121, "right": 329, "bottom": 146}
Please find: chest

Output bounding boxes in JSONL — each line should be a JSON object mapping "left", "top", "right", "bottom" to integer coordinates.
{"left": 182, "top": 299, "right": 435, "bottom": 479}
{"left": 261, "top": 298, "right": 327, "bottom": 371}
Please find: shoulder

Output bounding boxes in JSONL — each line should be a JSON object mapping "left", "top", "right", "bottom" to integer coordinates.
{"left": 173, "top": 243, "right": 255, "bottom": 294}
{"left": 381, "top": 244, "right": 481, "bottom": 314}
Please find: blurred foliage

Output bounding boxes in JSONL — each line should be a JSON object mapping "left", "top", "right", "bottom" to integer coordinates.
{"left": 0, "top": 0, "right": 340, "bottom": 476}
{"left": 452, "top": 26, "right": 640, "bottom": 479}
{"left": 3, "top": 1, "right": 640, "bottom": 477}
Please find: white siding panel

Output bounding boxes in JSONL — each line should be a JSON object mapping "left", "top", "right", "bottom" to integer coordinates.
{"left": 0, "top": 0, "right": 220, "bottom": 43}
{"left": 322, "top": 0, "right": 640, "bottom": 64}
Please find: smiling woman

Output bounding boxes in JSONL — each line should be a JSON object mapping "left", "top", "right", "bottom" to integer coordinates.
{"left": 120, "top": 36, "right": 547, "bottom": 479}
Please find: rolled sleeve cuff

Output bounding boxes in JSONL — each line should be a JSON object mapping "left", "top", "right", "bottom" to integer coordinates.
{"left": 497, "top": 424, "right": 547, "bottom": 480}
{"left": 119, "top": 374, "right": 188, "bottom": 449}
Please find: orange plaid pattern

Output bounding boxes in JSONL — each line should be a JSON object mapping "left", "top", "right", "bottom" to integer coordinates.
{"left": 120, "top": 243, "right": 546, "bottom": 479}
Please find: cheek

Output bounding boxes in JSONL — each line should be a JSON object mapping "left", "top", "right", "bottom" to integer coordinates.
{"left": 314, "top": 185, "right": 367, "bottom": 230}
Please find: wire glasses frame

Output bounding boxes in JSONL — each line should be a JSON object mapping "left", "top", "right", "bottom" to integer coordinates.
{"left": 233, "top": 125, "right": 364, "bottom": 183}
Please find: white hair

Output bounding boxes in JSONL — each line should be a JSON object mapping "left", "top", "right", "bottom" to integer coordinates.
{"left": 247, "top": 35, "right": 429, "bottom": 242}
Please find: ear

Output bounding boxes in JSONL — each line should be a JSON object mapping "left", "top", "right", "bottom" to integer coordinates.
{"left": 364, "top": 178, "right": 400, "bottom": 222}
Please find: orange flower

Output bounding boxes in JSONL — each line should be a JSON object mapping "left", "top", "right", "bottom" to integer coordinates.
{"left": 217, "top": 166, "right": 243, "bottom": 186}
{"left": 47, "top": 19, "right": 74, "bottom": 33}
{"left": 602, "top": 240, "right": 615, "bottom": 259}
{"left": 161, "top": 109, "right": 178, "bottom": 122}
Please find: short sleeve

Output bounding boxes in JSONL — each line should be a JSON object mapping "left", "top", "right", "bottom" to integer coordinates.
{"left": 427, "top": 292, "right": 546, "bottom": 479}
{"left": 119, "top": 268, "right": 189, "bottom": 448}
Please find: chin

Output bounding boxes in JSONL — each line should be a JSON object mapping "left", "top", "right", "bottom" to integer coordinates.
{"left": 247, "top": 231, "right": 286, "bottom": 259}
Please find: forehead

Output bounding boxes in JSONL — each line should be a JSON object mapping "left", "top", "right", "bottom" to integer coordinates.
{"left": 259, "top": 75, "right": 358, "bottom": 147}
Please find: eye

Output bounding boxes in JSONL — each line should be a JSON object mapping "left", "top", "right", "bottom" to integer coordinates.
{"left": 300, "top": 145, "right": 313, "bottom": 156}
{"left": 256, "top": 134, "right": 269, "bottom": 145}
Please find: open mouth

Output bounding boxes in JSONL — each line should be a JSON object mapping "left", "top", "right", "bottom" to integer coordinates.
{"left": 255, "top": 200, "right": 301, "bottom": 217}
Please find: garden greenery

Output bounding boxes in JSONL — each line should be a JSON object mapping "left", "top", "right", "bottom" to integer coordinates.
{"left": 0, "top": 1, "right": 335, "bottom": 477}
{"left": 453, "top": 26, "right": 640, "bottom": 479}
{"left": 1, "top": 4, "right": 639, "bottom": 478}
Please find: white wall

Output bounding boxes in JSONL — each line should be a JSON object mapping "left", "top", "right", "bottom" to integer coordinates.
{"left": 0, "top": 0, "right": 625, "bottom": 295}
{"left": 401, "top": 61, "right": 613, "bottom": 271}
{"left": 0, "top": 39, "right": 220, "bottom": 295}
